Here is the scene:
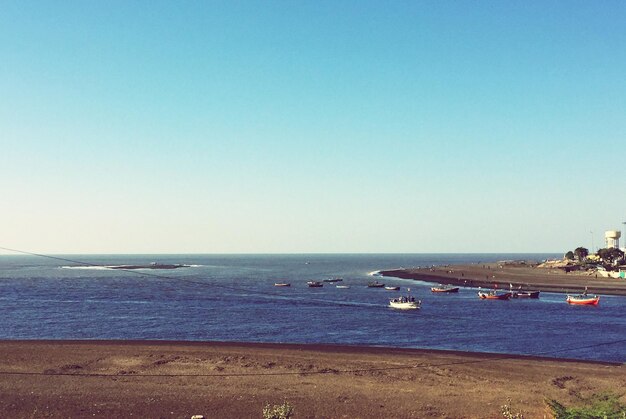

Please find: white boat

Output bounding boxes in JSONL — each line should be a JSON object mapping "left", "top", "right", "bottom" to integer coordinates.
{"left": 389, "top": 295, "right": 420, "bottom": 310}
{"left": 336, "top": 284, "right": 350, "bottom": 289}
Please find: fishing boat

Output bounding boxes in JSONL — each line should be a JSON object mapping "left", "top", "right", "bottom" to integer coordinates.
{"left": 566, "top": 293, "right": 600, "bottom": 305}
{"left": 336, "top": 284, "right": 350, "bottom": 289}
{"left": 512, "top": 290, "right": 540, "bottom": 298}
{"left": 307, "top": 281, "right": 323, "bottom": 288}
{"left": 431, "top": 284, "right": 460, "bottom": 293}
{"left": 367, "top": 281, "right": 385, "bottom": 288}
{"left": 389, "top": 288, "right": 420, "bottom": 310}
{"left": 508, "top": 283, "right": 539, "bottom": 298}
{"left": 389, "top": 296, "right": 420, "bottom": 310}
{"left": 274, "top": 282, "right": 291, "bottom": 287}
{"left": 478, "top": 289, "right": 512, "bottom": 300}
{"left": 384, "top": 286, "right": 400, "bottom": 291}
{"left": 323, "top": 278, "right": 343, "bottom": 283}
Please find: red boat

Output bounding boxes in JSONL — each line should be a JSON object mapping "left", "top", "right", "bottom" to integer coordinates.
{"left": 478, "top": 290, "right": 512, "bottom": 300}
{"left": 566, "top": 294, "right": 600, "bottom": 305}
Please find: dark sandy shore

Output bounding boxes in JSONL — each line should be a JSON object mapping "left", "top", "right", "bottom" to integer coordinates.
{"left": 0, "top": 340, "right": 623, "bottom": 418}
{"left": 380, "top": 262, "right": 626, "bottom": 296}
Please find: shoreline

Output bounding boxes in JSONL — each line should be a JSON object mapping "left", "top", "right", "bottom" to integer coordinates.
{"left": 379, "top": 262, "right": 626, "bottom": 296}
{"left": 0, "top": 340, "right": 623, "bottom": 418}
{"left": 1, "top": 339, "right": 620, "bottom": 366}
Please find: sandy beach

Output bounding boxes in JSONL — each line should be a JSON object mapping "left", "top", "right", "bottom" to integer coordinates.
{"left": 380, "top": 262, "right": 626, "bottom": 296}
{"left": 0, "top": 340, "right": 623, "bottom": 418}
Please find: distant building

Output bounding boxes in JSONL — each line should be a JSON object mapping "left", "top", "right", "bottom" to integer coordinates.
{"left": 605, "top": 230, "right": 621, "bottom": 249}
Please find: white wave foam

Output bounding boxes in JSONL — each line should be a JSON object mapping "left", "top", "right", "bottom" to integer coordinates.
{"left": 368, "top": 270, "right": 382, "bottom": 276}
{"left": 60, "top": 266, "right": 113, "bottom": 270}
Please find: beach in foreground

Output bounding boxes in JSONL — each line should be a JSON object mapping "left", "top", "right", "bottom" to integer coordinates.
{"left": 0, "top": 340, "right": 623, "bottom": 418}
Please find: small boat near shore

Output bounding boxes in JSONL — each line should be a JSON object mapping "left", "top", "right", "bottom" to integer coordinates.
{"left": 566, "top": 293, "right": 600, "bottom": 305}
{"left": 478, "top": 289, "right": 512, "bottom": 300}
{"left": 431, "top": 284, "right": 459, "bottom": 293}
{"left": 384, "top": 286, "right": 400, "bottom": 291}
{"left": 307, "top": 281, "right": 323, "bottom": 288}
{"left": 389, "top": 297, "right": 420, "bottom": 310}
{"left": 389, "top": 294, "right": 420, "bottom": 310}
{"left": 512, "top": 290, "right": 540, "bottom": 298}
{"left": 507, "top": 284, "right": 539, "bottom": 299}
{"left": 367, "top": 281, "right": 385, "bottom": 288}
{"left": 274, "top": 282, "right": 291, "bottom": 287}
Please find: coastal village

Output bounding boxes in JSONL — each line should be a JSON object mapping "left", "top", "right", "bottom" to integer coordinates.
{"left": 379, "top": 228, "right": 626, "bottom": 300}
{"left": 544, "top": 229, "right": 626, "bottom": 278}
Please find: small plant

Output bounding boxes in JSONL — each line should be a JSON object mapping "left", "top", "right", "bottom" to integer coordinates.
{"left": 262, "top": 401, "right": 294, "bottom": 419}
{"left": 501, "top": 398, "right": 524, "bottom": 419}
{"left": 547, "top": 392, "right": 626, "bottom": 419}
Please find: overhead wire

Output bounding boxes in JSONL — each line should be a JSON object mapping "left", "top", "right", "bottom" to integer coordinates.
{"left": 1, "top": 245, "right": 625, "bottom": 372}
{"left": 1, "top": 245, "right": 624, "bottom": 323}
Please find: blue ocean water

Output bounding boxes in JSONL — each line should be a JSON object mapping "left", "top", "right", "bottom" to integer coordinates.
{"left": 1, "top": 253, "right": 624, "bottom": 363}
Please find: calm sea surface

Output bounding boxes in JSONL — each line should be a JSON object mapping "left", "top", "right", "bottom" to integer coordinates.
{"left": 1, "top": 254, "right": 624, "bottom": 362}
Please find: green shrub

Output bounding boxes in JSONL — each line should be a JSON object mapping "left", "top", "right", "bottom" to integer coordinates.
{"left": 547, "top": 392, "right": 626, "bottom": 419}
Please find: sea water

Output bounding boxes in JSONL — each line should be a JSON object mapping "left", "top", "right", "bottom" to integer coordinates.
{"left": 0, "top": 253, "right": 624, "bottom": 362}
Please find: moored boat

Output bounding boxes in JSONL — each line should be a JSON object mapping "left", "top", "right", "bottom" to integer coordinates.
{"left": 431, "top": 284, "right": 459, "bottom": 293}
{"left": 274, "top": 282, "right": 291, "bottom": 287}
{"left": 508, "top": 283, "right": 539, "bottom": 299}
{"left": 336, "top": 284, "right": 350, "bottom": 289}
{"left": 307, "top": 281, "right": 324, "bottom": 288}
{"left": 512, "top": 290, "right": 540, "bottom": 298}
{"left": 566, "top": 294, "right": 600, "bottom": 305}
{"left": 323, "top": 278, "right": 343, "bottom": 283}
{"left": 478, "top": 290, "right": 512, "bottom": 300}
{"left": 384, "top": 286, "right": 400, "bottom": 291}
{"left": 367, "top": 281, "right": 385, "bottom": 288}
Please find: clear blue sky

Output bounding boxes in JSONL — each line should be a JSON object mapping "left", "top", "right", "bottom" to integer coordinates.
{"left": 1, "top": 1, "right": 625, "bottom": 254}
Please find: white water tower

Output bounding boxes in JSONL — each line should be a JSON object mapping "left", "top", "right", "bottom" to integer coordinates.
{"left": 605, "top": 230, "right": 621, "bottom": 249}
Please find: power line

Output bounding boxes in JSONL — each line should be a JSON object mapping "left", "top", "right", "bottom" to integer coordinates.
{"left": 0, "top": 246, "right": 410, "bottom": 312}
{"left": 1, "top": 245, "right": 625, "bottom": 368}
{"left": 1, "top": 245, "right": 624, "bottom": 323}
{"left": 0, "top": 246, "right": 187, "bottom": 281}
